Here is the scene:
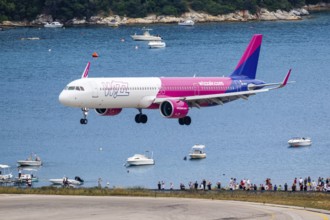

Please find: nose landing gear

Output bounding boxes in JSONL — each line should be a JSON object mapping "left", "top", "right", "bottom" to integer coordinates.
{"left": 80, "top": 108, "right": 89, "bottom": 124}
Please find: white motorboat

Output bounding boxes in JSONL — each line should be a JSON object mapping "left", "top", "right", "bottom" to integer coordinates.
{"left": 178, "top": 19, "right": 195, "bottom": 26}
{"left": 108, "top": 19, "right": 119, "bottom": 27}
{"left": 49, "top": 176, "right": 84, "bottom": 186}
{"left": 44, "top": 21, "right": 64, "bottom": 28}
{"left": 189, "top": 144, "right": 206, "bottom": 159}
{"left": 17, "top": 168, "right": 39, "bottom": 182}
{"left": 126, "top": 152, "right": 155, "bottom": 166}
{"left": 131, "top": 28, "right": 162, "bottom": 41}
{"left": 288, "top": 137, "right": 312, "bottom": 147}
{"left": 148, "top": 41, "right": 166, "bottom": 48}
{"left": 17, "top": 154, "right": 42, "bottom": 166}
{"left": 0, "top": 164, "right": 13, "bottom": 180}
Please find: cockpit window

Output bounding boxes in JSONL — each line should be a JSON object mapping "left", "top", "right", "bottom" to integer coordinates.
{"left": 64, "top": 86, "right": 85, "bottom": 91}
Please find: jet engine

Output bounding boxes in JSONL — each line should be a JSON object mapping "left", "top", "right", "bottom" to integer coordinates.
{"left": 95, "top": 108, "right": 122, "bottom": 116}
{"left": 160, "top": 100, "right": 189, "bottom": 118}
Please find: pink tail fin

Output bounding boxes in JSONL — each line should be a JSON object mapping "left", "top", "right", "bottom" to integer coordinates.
{"left": 81, "top": 62, "right": 90, "bottom": 78}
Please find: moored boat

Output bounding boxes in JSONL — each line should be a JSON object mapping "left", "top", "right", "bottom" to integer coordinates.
{"left": 126, "top": 152, "right": 154, "bottom": 166}
{"left": 49, "top": 176, "right": 84, "bottom": 186}
{"left": 44, "top": 21, "right": 64, "bottom": 28}
{"left": 189, "top": 144, "right": 206, "bottom": 159}
{"left": 148, "top": 41, "right": 166, "bottom": 48}
{"left": 17, "top": 154, "right": 42, "bottom": 166}
{"left": 0, "top": 164, "right": 13, "bottom": 180}
{"left": 288, "top": 137, "right": 312, "bottom": 147}
{"left": 178, "top": 19, "right": 195, "bottom": 26}
{"left": 131, "top": 28, "right": 162, "bottom": 41}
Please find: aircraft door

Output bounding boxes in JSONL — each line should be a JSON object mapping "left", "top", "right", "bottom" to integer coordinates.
{"left": 89, "top": 81, "right": 99, "bottom": 98}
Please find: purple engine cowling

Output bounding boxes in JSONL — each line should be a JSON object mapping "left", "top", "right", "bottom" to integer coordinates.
{"left": 95, "top": 108, "right": 122, "bottom": 116}
{"left": 160, "top": 100, "right": 189, "bottom": 118}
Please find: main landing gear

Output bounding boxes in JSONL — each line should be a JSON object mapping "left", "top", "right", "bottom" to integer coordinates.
{"left": 80, "top": 108, "right": 89, "bottom": 125}
{"left": 135, "top": 109, "right": 148, "bottom": 124}
{"left": 178, "top": 116, "right": 191, "bottom": 126}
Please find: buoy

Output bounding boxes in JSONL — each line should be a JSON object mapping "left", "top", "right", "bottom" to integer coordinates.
{"left": 120, "top": 38, "right": 125, "bottom": 42}
{"left": 135, "top": 45, "right": 138, "bottom": 50}
{"left": 92, "top": 52, "right": 99, "bottom": 57}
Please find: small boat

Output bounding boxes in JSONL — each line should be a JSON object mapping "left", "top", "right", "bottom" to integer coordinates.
{"left": 178, "top": 19, "right": 195, "bottom": 26}
{"left": 131, "top": 28, "right": 162, "bottom": 41}
{"left": 189, "top": 144, "right": 206, "bottom": 159}
{"left": 17, "top": 168, "right": 39, "bottom": 182}
{"left": 108, "top": 19, "right": 119, "bottom": 27}
{"left": 148, "top": 41, "right": 166, "bottom": 48}
{"left": 44, "top": 21, "right": 64, "bottom": 28}
{"left": 49, "top": 176, "right": 84, "bottom": 186}
{"left": 288, "top": 137, "right": 312, "bottom": 147}
{"left": 0, "top": 164, "right": 13, "bottom": 180}
{"left": 126, "top": 152, "right": 154, "bottom": 166}
{"left": 17, "top": 154, "right": 42, "bottom": 166}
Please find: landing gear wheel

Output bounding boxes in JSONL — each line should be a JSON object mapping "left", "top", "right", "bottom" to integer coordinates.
{"left": 80, "top": 118, "right": 88, "bottom": 124}
{"left": 135, "top": 114, "right": 141, "bottom": 123}
{"left": 184, "top": 116, "right": 191, "bottom": 125}
{"left": 179, "top": 116, "right": 191, "bottom": 125}
{"left": 135, "top": 114, "right": 148, "bottom": 124}
{"left": 141, "top": 114, "right": 147, "bottom": 123}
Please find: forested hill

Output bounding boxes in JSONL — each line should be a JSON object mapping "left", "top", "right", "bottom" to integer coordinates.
{"left": 0, "top": 0, "right": 328, "bottom": 22}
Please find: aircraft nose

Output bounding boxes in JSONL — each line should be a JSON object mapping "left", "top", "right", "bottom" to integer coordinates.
{"left": 59, "top": 91, "right": 69, "bottom": 106}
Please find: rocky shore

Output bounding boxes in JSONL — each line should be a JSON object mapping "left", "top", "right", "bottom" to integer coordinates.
{"left": 1, "top": 3, "right": 329, "bottom": 27}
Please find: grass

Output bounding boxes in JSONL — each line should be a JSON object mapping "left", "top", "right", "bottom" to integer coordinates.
{"left": 1, "top": 186, "right": 330, "bottom": 211}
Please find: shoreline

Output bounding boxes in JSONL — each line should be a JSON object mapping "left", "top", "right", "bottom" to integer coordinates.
{"left": 1, "top": 4, "right": 329, "bottom": 28}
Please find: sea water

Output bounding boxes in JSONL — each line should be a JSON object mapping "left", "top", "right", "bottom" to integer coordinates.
{"left": 0, "top": 12, "right": 329, "bottom": 188}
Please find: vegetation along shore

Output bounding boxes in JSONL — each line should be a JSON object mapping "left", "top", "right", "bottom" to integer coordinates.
{"left": 0, "top": 1, "right": 330, "bottom": 27}
{"left": 1, "top": 186, "right": 330, "bottom": 211}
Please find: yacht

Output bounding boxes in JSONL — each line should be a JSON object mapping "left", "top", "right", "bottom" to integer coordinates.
{"left": 148, "top": 41, "right": 166, "bottom": 48}
{"left": 189, "top": 144, "right": 206, "bottom": 159}
{"left": 178, "top": 19, "right": 195, "bottom": 26}
{"left": 126, "top": 152, "right": 154, "bottom": 166}
{"left": 288, "top": 137, "right": 312, "bottom": 147}
{"left": 131, "top": 28, "right": 162, "bottom": 41}
{"left": 44, "top": 21, "right": 64, "bottom": 28}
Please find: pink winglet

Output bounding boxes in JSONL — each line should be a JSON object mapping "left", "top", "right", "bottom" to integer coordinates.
{"left": 81, "top": 62, "right": 90, "bottom": 78}
{"left": 282, "top": 69, "right": 291, "bottom": 86}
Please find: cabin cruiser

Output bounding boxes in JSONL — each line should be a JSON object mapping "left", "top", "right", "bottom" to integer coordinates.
{"left": 131, "top": 28, "right": 162, "bottom": 41}
{"left": 288, "top": 137, "right": 312, "bottom": 147}
{"left": 148, "top": 41, "right": 166, "bottom": 48}
{"left": 17, "top": 154, "right": 42, "bottom": 166}
{"left": 108, "top": 19, "right": 119, "bottom": 27}
{"left": 49, "top": 176, "right": 84, "bottom": 186}
{"left": 44, "top": 21, "right": 64, "bottom": 28}
{"left": 189, "top": 144, "right": 206, "bottom": 159}
{"left": 0, "top": 164, "right": 13, "bottom": 180}
{"left": 126, "top": 152, "right": 154, "bottom": 166}
{"left": 178, "top": 19, "right": 195, "bottom": 26}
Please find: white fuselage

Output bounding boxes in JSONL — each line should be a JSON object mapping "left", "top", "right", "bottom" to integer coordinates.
{"left": 59, "top": 77, "right": 161, "bottom": 109}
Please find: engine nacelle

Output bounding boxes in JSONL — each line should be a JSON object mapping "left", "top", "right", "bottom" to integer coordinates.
{"left": 160, "top": 100, "right": 189, "bottom": 118}
{"left": 95, "top": 108, "right": 122, "bottom": 116}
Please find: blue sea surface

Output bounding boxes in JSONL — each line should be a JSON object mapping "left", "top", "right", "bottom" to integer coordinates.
{"left": 1, "top": 12, "right": 329, "bottom": 188}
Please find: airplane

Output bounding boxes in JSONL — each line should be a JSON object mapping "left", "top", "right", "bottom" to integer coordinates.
{"left": 59, "top": 34, "right": 291, "bottom": 125}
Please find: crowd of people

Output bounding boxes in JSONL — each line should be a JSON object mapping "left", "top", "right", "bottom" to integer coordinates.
{"left": 157, "top": 176, "right": 330, "bottom": 192}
